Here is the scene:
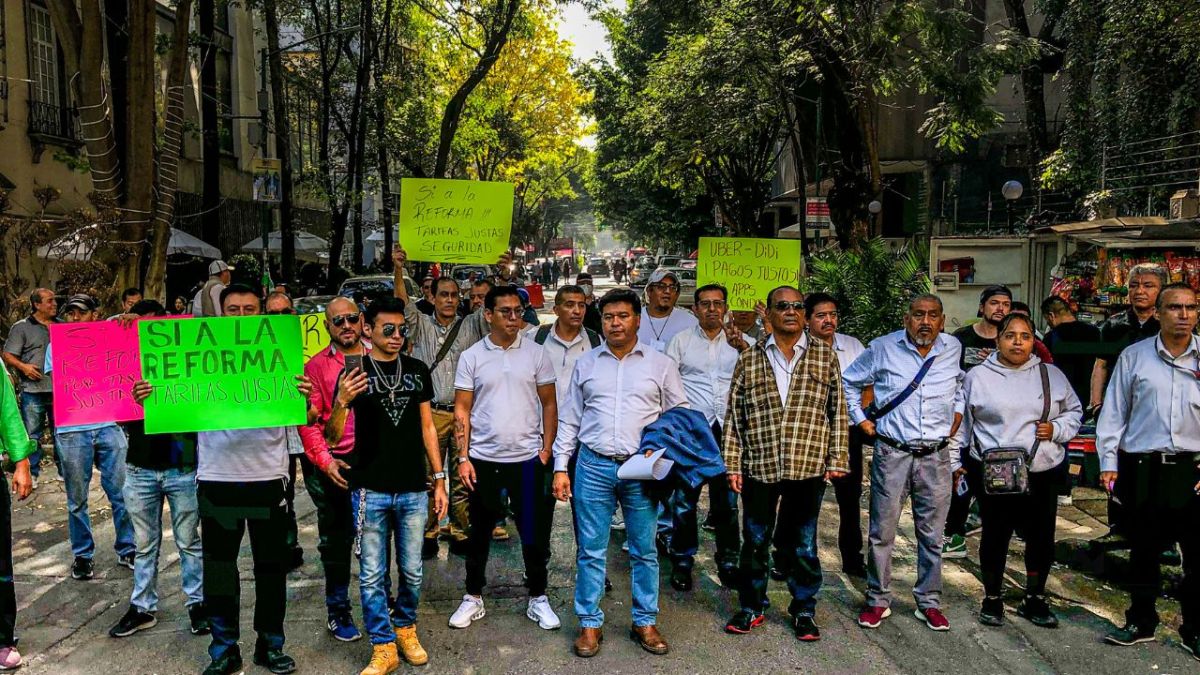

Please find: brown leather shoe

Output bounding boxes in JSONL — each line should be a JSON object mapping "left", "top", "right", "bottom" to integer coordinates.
{"left": 573, "top": 627, "right": 603, "bottom": 658}
{"left": 629, "top": 624, "right": 669, "bottom": 655}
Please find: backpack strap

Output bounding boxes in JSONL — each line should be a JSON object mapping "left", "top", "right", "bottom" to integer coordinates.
{"left": 585, "top": 328, "right": 601, "bottom": 348}
{"left": 868, "top": 355, "right": 937, "bottom": 421}
{"left": 534, "top": 324, "right": 553, "bottom": 345}
{"left": 1028, "top": 363, "right": 1052, "bottom": 462}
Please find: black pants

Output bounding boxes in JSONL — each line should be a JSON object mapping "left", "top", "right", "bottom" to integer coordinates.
{"left": 0, "top": 473, "right": 17, "bottom": 648}
{"left": 301, "top": 458, "right": 356, "bottom": 613}
{"left": 199, "top": 479, "right": 289, "bottom": 659}
{"left": 831, "top": 425, "right": 866, "bottom": 564}
{"left": 1119, "top": 452, "right": 1200, "bottom": 630}
{"left": 284, "top": 455, "right": 303, "bottom": 555}
{"left": 740, "top": 476, "right": 825, "bottom": 617}
{"left": 946, "top": 454, "right": 983, "bottom": 537}
{"left": 668, "top": 421, "right": 739, "bottom": 573}
{"left": 465, "top": 456, "right": 555, "bottom": 597}
{"left": 978, "top": 460, "right": 1066, "bottom": 597}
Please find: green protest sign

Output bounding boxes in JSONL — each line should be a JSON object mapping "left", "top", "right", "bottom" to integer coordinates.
{"left": 398, "top": 178, "right": 513, "bottom": 264}
{"left": 697, "top": 237, "right": 802, "bottom": 311}
{"left": 138, "top": 315, "right": 306, "bottom": 434}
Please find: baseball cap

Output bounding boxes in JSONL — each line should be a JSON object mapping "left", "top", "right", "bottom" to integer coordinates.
{"left": 647, "top": 268, "right": 679, "bottom": 285}
{"left": 60, "top": 294, "right": 97, "bottom": 314}
{"left": 575, "top": 272, "right": 593, "bottom": 284}
{"left": 208, "top": 260, "right": 235, "bottom": 276}
{"left": 978, "top": 284, "right": 1012, "bottom": 305}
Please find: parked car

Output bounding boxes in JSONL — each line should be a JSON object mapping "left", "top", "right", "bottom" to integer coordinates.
{"left": 451, "top": 265, "right": 494, "bottom": 290}
{"left": 660, "top": 266, "right": 698, "bottom": 307}
{"left": 586, "top": 257, "right": 610, "bottom": 277}
{"left": 338, "top": 274, "right": 417, "bottom": 305}
{"left": 679, "top": 258, "right": 697, "bottom": 270}
{"left": 656, "top": 255, "right": 682, "bottom": 268}
{"left": 629, "top": 257, "right": 658, "bottom": 288}
{"left": 294, "top": 295, "right": 337, "bottom": 315}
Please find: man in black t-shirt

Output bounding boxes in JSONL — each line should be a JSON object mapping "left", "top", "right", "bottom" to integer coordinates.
{"left": 1041, "top": 296, "right": 1101, "bottom": 409}
{"left": 951, "top": 285, "right": 1012, "bottom": 371}
{"left": 325, "top": 297, "right": 447, "bottom": 672}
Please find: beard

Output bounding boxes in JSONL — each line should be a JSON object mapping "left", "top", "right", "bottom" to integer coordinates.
{"left": 910, "top": 332, "right": 935, "bottom": 347}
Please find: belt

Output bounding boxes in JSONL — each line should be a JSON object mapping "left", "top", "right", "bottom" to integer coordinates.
{"left": 431, "top": 402, "right": 454, "bottom": 412}
{"left": 584, "top": 447, "right": 633, "bottom": 464}
{"left": 876, "top": 434, "right": 949, "bottom": 457}
{"left": 1123, "top": 450, "right": 1199, "bottom": 466}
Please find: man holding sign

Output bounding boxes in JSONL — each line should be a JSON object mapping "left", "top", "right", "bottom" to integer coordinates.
{"left": 44, "top": 294, "right": 136, "bottom": 582}
{"left": 697, "top": 237, "right": 802, "bottom": 312}
{"left": 183, "top": 285, "right": 312, "bottom": 675}
{"left": 398, "top": 178, "right": 514, "bottom": 265}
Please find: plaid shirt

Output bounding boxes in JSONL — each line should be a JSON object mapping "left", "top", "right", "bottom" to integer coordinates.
{"left": 722, "top": 334, "right": 849, "bottom": 482}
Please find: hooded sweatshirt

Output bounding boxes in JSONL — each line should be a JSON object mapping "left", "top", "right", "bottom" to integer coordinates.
{"left": 951, "top": 353, "right": 1083, "bottom": 473}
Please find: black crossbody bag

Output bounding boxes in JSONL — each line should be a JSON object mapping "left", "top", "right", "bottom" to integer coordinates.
{"left": 980, "top": 364, "right": 1050, "bottom": 496}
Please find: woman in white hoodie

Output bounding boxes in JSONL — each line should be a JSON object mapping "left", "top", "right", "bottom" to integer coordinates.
{"left": 952, "top": 313, "right": 1082, "bottom": 628}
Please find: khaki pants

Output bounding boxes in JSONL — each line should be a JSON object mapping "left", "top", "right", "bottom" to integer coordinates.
{"left": 425, "top": 409, "right": 471, "bottom": 542}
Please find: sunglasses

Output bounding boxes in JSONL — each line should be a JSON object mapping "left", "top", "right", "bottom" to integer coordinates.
{"left": 266, "top": 308, "right": 296, "bottom": 315}
{"left": 331, "top": 313, "right": 361, "bottom": 327}
{"left": 380, "top": 323, "right": 409, "bottom": 338}
{"left": 772, "top": 301, "right": 805, "bottom": 313}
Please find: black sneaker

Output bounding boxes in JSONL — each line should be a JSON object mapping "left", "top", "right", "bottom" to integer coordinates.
{"left": 118, "top": 554, "right": 135, "bottom": 571}
{"left": 421, "top": 538, "right": 439, "bottom": 560}
{"left": 701, "top": 515, "right": 717, "bottom": 532}
{"left": 448, "top": 538, "right": 470, "bottom": 557}
{"left": 978, "top": 596, "right": 1004, "bottom": 627}
{"left": 724, "top": 609, "right": 764, "bottom": 634}
{"left": 253, "top": 645, "right": 297, "bottom": 674}
{"left": 670, "top": 569, "right": 693, "bottom": 592}
{"left": 108, "top": 605, "right": 157, "bottom": 638}
{"left": 1181, "top": 624, "right": 1200, "bottom": 661}
{"left": 1016, "top": 595, "right": 1058, "bottom": 628}
{"left": 1104, "top": 622, "right": 1156, "bottom": 646}
{"left": 189, "top": 603, "right": 211, "bottom": 635}
{"left": 604, "top": 577, "right": 613, "bottom": 593}
{"left": 202, "top": 650, "right": 243, "bottom": 675}
{"left": 71, "top": 557, "right": 94, "bottom": 581}
{"left": 843, "top": 557, "right": 868, "bottom": 578}
{"left": 769, "top": 565, "right": 787, "bottom": 581}
{"left": 655, "top": 533, "right": 672, "bottom": 556}
{"left": 793, "top": 614, "right": 821, "bottom": 642}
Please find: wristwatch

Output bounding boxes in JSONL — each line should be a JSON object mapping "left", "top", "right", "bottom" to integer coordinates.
{"left": 432, "top": 471, "right": 446, "bottom": 480}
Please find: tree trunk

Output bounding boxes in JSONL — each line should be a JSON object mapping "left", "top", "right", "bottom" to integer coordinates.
{"left": 1002, "top": 0, "right": 1050, "bottom": 167}
{"left": 199, "top": 0, "right": 221, "bottom": 247}
{"left": 858, "top": 94, "right": 882, "bottom": 239}
{"left": 145, "top": 0, "right": 195, "bottom": 301}
{"left": 115, "top": 0, "right": 157, "bottom": 293}
{"left": 376, "top": 106, "right": 393, "bottom": 261}
{"left": 264, "top": 0, "right": 297, "bottom": 284}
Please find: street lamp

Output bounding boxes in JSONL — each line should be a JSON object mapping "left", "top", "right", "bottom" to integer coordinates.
{"left": 868, "top": 200, "right": 882, "bottom": 215}
{"left": 1002, "top": 180, "right": 1024, "bottom": 233}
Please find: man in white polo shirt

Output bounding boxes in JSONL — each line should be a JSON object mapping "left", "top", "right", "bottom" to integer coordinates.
{"left": 638, "top": 268, "right": 698, "bottom": 353}
{"left": 450, "top": 285, "right": 561, "bottom": 631}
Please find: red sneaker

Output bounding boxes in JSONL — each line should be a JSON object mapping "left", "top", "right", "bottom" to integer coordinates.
{"left": 857, "top": 605, "right": 891, "bottom": 629}
{"left": 916, "top": 607, "right": 950, "bottom": 631}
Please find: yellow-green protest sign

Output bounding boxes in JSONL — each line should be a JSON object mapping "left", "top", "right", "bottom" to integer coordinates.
{"left": 697, "top": 237, "right": 801, "bottom": 311}
{"left": 398, "top": 178, "right": 513, "bottom": 264}
{"left": 138, "top": 315, "right": 306, "bottom": 434}
{"left": 300, "top": 313, "right": 330, "bottom": 361}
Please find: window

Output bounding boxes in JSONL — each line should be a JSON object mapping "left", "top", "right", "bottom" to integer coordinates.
{"left": 27, "top": 3, "right": 59, "bottom": 107}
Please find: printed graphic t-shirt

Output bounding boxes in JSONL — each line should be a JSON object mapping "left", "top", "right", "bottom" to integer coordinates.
{"left": 952, "top": 324, "right": 996, "bottom": 372}
{"left": 346, "top": 354, "right": 433, "bottom": 494}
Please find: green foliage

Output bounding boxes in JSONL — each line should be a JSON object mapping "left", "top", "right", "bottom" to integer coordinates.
{"left": 802, "top": 237, "right": 930, "bottom": 343}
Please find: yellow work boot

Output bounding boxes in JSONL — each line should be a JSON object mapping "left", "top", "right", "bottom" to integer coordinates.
{"left": 360, "top": 642, "right": 400, "bottom": 675}
{"left": 395, "top": 624, "right": 429, "bottom": 666}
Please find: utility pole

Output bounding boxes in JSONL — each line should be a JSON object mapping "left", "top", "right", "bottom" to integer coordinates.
{"left": 264, "top": 0, "right": 296, "bottom": 285}
{"left": 200, "top": 0, "right": 220, "bottom": 247}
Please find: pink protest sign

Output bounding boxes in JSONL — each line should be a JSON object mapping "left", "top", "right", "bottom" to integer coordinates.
{"left": 49, "top": 317, "right": 189, "bottom": 426}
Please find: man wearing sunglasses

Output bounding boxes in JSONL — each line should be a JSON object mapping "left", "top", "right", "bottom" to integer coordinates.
{"left": 299, "top": 295, "right": 371, "bottom": 642}
{"left": 637, "top": 269, "right": 698, "bottom": 354}
{"left": 392, "top": 246, "right": 505, "bottom": 559}
{"left": 449, "top": 286, "right": 560, "bottom": 632}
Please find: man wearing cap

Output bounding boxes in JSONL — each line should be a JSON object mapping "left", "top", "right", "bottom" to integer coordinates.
{"left": 194, "top": 261, "right": 234, "bottom": 317}
{"left": 43, "top": 294, "right": 136, "bottom": 581}
{"left": 638, "top": 269, "right": 698, "bottom": 353}
{"left": 2, "top": 288, "right": 58, "bottom": 485}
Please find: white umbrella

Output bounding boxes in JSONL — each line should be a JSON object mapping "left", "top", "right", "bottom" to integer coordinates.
{"left": 37, "top": 226, "right": 223, "bottom": 260}
{"left": 241, "top": 229, "right": 330, "bottom": 262}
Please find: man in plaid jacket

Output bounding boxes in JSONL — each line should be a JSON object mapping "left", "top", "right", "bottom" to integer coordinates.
{"left": 721, "top": 285, "right": 849, "bottom": 642}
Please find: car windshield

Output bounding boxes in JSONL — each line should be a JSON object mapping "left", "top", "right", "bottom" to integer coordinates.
{"left": 340, "top": 279, "right": 393, "bottom": 298}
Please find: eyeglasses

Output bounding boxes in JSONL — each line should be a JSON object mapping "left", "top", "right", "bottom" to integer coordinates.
{"left": 650, "top": 283, "right": 680, "bottom": 293}
{"left": 491, "top": 307, "right": 521, "bottom": 318}
{"left": 380, "top": 323, "right": 409, "bottom": 338}
{"left": 266, "top": 308, "right": 295, "bottom": 315}
{"left": 331, "top": 313, "right": 361, "bottom": 327}
{"left": 772, "top": 301, "right": 804, "bottom": 312}
{"left": 697, "top": 300, "right": 726, "bottom": 309}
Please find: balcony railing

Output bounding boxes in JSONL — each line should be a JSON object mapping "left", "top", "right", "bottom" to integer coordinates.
{"left": 27, "top": 99, "right": 79, "bottom": 145}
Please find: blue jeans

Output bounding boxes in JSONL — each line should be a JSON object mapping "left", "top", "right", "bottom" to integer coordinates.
{"left": 573, "top": 446, "right": 659, "bottom": 629}
{"left": 56, "top": 426, "right": 134, "bottom": 559}
{"left": 123, "top": 466, "right": 203, "bottom": 612}
{"left": 740, "top": 476, "right": 825, "bottom": 617}
{"left": 18, "top": 391, "right": 52, "bottom": 478}
{"left": 353, "top": 488, "right": 427, "bottom": 645}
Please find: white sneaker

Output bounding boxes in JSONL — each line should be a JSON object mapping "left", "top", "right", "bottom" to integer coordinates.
{"left": 448, "top": 595, "right": 485, "bottom": 629}
{"left": 526, "top": 595, "right": 561, "bottom": 630}
{"left": 1057, "top": 494, "right": 1073, "bottom": 506}
{"left": 611, "top": 510, "right": 625, "bottom": 531}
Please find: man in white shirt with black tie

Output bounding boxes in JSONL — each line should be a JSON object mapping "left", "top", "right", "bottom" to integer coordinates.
{"left": 1097, "top": 283, "right": 1200, "bottom": 655}
{"left": 552, "top": 289, "right": 688, "bottom": 659}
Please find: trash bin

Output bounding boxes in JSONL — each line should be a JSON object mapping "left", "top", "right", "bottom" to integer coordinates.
{"left": 526, "top": 283, "right": 545, "bottom": 309}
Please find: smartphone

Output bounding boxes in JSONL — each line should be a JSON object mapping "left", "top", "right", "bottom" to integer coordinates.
{"left": 344, "top": 354, "right": 363, "bottom": 374}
